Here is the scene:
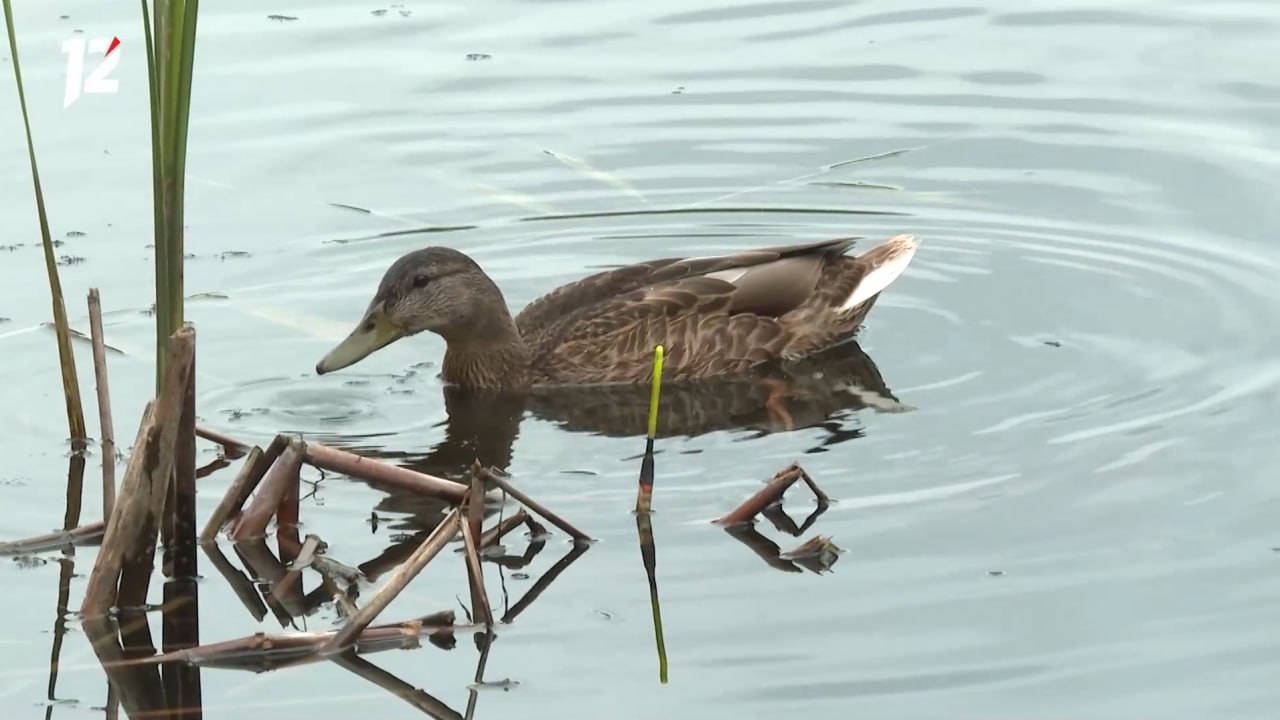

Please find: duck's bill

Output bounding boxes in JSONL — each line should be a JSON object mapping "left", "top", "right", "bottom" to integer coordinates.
{"left": 315, "top": 307, "right": 406, "bottom": 375}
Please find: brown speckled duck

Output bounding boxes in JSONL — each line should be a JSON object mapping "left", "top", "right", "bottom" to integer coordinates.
{"left": 315, "top": 234, "right": 918, "bottom": 389}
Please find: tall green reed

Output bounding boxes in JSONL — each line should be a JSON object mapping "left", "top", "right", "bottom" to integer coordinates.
{"left": 4, "top": 0, "right": 201, "bottom": 420}
{"left": 143, "top": 0, "right": 200, "bottom": 389}
{"left": 3, "top": 0, "right": 89, "bottom": 448}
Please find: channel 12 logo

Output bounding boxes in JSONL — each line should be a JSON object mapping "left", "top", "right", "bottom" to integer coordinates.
{"left": 62, "top": 36, "right": 121, "bottom": 108}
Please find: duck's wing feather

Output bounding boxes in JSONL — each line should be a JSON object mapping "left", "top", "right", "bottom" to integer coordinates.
{"left": 517, "top": 238, "right": 862, "bottom": 384}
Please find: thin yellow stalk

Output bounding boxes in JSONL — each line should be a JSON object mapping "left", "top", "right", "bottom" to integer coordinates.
{"left": 3, "top": 0, "right": 89, "bottom": 449}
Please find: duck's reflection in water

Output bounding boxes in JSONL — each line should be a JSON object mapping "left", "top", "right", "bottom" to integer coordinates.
{"left": 331, "top": 339, "right": 909, "bottom": 536}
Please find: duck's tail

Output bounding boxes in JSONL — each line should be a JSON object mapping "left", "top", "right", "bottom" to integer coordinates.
{"left": 838, "top": 234, "right": 919, "bottom": 311}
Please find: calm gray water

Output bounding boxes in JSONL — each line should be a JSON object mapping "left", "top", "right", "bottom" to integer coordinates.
{"left": 3, "top": 0, "right": 1279, "bottom": 717}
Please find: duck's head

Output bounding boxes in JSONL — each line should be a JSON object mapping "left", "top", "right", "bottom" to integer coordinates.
{"left": 315, "top": 247, "right": 512, "bottom": 375}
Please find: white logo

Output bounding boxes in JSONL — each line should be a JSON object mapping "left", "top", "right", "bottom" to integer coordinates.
{"left": 62, "top": 36, "right": 121, "bottom": 108}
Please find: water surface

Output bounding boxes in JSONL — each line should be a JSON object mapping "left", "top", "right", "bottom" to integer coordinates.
{"left": 2, "top": 0, "right": 1279, "bottom": 717}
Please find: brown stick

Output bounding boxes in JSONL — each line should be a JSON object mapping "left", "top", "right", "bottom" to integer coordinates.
{"left": 80, "top": 401, "right": 156, "bottom": 616}
{"left": 229, "top": 435, "right": 288, "bottom": 526}
{"left": 199, "top": 445, "right": 262, "bottom": 541}
{"left": 83, "top": 329, "right": 196, "bottom": 615}
{"left": 87, "top": 289, "right": 116, "bottom": 521}
{"left": 0, "top": 521, "right": 105, "bottom": 556}
{"left": 304, "top": 442, "right": 468, "bottom": 504}
{"left": 479, "top": 509, "right": 529, "bottom": 550}
{"left": 715, "top": 463, "right": 810, "bottom": 526}
{"left": 460, "top": 503, "right": 493, "bottom": 627}
{"left": 165, "top": 326, "right": 199, "bottom": 580}
{"left": 321, "top": 508, "right": 462, "bottom": 656}
{"left": 108, "top": 613, "right": 460, "bottom": 670}
{"left": 467, "top": 470, "right": 484, "bottom": 554}
{"left": 194, "top": 425, "right": 249, "bottom": 459}
{"left": 228, "top": 440, "right": 304, "bottom": 541}
{"left": 794, "top": 464, "right": 832, "bottom": 505}
{"left": 474, "top": 465, "right": 591, "bottom": 542}
{"left": 125, "top": 327, "right": 196, "bottom": 603}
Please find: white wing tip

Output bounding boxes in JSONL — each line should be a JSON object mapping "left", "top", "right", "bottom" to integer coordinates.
{"left": 838, "top": 234, "right": 919, "bottom": 311}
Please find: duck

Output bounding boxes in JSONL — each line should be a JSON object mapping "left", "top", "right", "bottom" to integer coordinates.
{"left": 315, "top": 233, "right": 918, "bottom": 390}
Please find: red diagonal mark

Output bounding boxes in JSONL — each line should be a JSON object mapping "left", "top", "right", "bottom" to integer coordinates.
{"left": 105, "top": 36, "right": 121, "bottom": 56}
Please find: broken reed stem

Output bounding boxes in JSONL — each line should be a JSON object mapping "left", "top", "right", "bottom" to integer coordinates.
{"left": 165, "top": 328, "right": 199, "bottom": 580}
{"left": 321, "top": 508, "right": 463, "bottom": 656}
{"left": 305, "top": 442, "right": 469, "bottom": 504}
{"left": 463, "top": 472, "right": 491, "bottom": 625}
{"left": 217, "top": 434, "right": 288, "bottom": 537}
{"left": 126, "top": 328, "right": 196, "bottom": 603}
{"left": 113, "top": 614, "right": 459, "bottom": 670}
{"left": 460, "top": 503, "right": 493, "bottom": 627}
{"left": 467, "top": 471, "right": 484, "bottom": 555}
{"left": 0, "top": 521, "right": 105, "bottom": 556}
{"left": 83, "top": 400, "right": 157, "bottom": 616}
{"left": 194, "top": 425, "right": 249, "bottom": 459}
{"left": 479, "top": 509, "right": 529, "bottom": 550}
{"left": 82, "top": 326, "right": 196, "bottom": 616}
{"left": 228, "top": 440, "right": 304, "bottom": 541}
{"left": 473, "top": 465, "right": 592, "bottom": 543}
{"left": 715, "top": 462, "right": 812, "bottom": 526}
{"left": 87, "top": 289, "right": 117, "bottom": 520}
{"left": 794, "top": 465, "right": 831, "bottom": 506}
{"left": 200, "top": 444, "right": 263, "bottom": 541}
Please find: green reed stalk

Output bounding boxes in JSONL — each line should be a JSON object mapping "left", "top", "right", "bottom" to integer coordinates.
{"left": 3, "top": 1, "right": 89, "bottom": 449}
{"left": 142, "top": 0, "right": 200, "bottom": 389}
{"left": 635, "top": 344, "right": 664, "bottom": 513}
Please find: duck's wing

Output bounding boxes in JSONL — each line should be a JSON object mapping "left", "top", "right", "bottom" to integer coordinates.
{"left": 519, "top": 235, "right": 916, "bottom": 384}
{"left": 514, "top": 238, "right": 853, "bottom": 377}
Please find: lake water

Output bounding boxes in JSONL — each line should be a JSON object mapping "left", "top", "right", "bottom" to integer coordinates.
{"left": 3, "top": 0, "right": 1279, "bottom": 717}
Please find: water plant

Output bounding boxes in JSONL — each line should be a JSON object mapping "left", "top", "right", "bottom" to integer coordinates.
{"left": 2, "top": 0, "right": 88, "bottom": 448}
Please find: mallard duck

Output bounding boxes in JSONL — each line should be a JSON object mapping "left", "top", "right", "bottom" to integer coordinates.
{"left": 315, "top": 233, "right": 918, "bottom": 389}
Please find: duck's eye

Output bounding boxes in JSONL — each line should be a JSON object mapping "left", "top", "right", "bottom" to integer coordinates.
{"left": 413, "top": 274, "right": 430, "bottom": 288}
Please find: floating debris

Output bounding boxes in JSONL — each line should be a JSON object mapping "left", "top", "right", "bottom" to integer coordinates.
{"left": 219, "top": 250, "right": 251, "bottom": 260}
{"left": 780, "top": 535, "right": 842, "bottom": 574}
{"left": 65, "top": 230, "right": 86, "bottom": 238}
{"left": 1043, "top": 339, "right": 1062, "bottom": 348}
{"left": 267, "top": 14, "right": 298, "bottom": 22}
{"left": 466, "top": 53, "right": 492, "bottom": 61}
{"left": 468, "top": 678, "right": 520, "bottom": 692}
